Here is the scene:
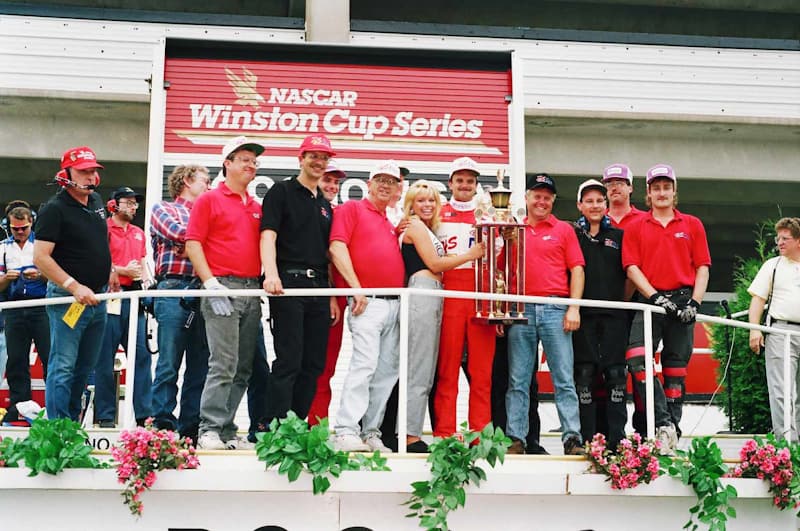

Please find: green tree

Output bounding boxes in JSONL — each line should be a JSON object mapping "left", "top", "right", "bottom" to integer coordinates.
{"left": 710, "top": 221, "right": 775, "bottom": 434}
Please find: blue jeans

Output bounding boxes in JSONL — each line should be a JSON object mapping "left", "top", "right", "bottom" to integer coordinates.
{"left": 45, "top": 283, "right": 107, "bottom": 420}
{"left": 506, "top": 302, "right": 581, "bottom": 443}
{"left": 94, "top": 297, "right": 153, "bottom": 422}
{"left": 151, "top": 278, "right": 210, "bottom": 436}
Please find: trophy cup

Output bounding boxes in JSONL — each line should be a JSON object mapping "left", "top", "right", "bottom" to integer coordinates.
{"left": 473, "top": 170, "right": 527, "bottom": 325}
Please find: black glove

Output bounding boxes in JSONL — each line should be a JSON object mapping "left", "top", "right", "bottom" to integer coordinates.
{"left": 649, "top": 292, "right": 679, "bottom": 318}
{"left": 677, "top": 299, "right": 701, "bottom": 324}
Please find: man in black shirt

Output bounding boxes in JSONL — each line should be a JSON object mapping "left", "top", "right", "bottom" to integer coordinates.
{"left": 572, "top": 179, "right": 628, "bottom": 449}
{"left": 34, "top": 146, "right": 116, "bottom": 420}
{"left": 260, "top": 134, "right": 336, "bottom": 426}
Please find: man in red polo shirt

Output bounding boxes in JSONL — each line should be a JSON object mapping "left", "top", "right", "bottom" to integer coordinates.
{"left": 93, "top": 186, "right": 153, "bottom": 427}
{"left": 186, "top": 136, "right": 264, "bottom": 450}
{"left": 622, "top": 164, "right": 710, "bottom": 454}
{"left": 505, "top": 173, "right": 586, "bottom": 456}
{"left": 603, "top": 163, "right": 645, "bottom": 229}
{"left": 329, "top": 160, "right": 405, "bottom": 453}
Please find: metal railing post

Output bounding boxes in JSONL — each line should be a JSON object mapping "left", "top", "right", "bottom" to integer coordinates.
{"left": 122, "top": 294, "right": 139, "bottom": 429}
{"left": 643, "top": 307, "right": 655, "bottom": 440}
{"left": 784, "top": 332, "right": 792, "bottom": 439}
{"left": 398, "top": 290, "right": 410, "bottom": 454}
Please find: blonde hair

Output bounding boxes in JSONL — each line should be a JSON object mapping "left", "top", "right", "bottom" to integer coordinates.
{"left": 167, "top": 164, "right": 208, "bottom": 200}
{"left": 403, "top": 180, "right": 442, "bottom": 232}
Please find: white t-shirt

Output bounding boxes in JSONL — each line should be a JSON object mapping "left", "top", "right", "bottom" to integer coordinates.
{"left": 748, "top": 255, "right": 800, "bottom": 322}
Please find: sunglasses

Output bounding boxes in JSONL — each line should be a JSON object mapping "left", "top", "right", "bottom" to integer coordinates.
{"left": 10, "top": 225, "right": 31, "bottom": 232}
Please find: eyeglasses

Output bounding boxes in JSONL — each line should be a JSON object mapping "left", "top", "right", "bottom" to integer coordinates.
{"left": 305, "top": 153, "right": 331, "bottom": 162}
{"left": 775, "top": 236, "right": 796, "bottom": 244}
{"left": 232, "top": 156, "right": 260, "bottom": 168}
{"left": 373, "top": 176, "right": 399, "bottom": 186}
{"left": 604, "top": 180, "right": 629, "bottom": 188}
{"left": 119, "top": 201, "right": 139, "bottom": 208}
{"left": 10, "top": 225, "right": 30, "bottom": 232}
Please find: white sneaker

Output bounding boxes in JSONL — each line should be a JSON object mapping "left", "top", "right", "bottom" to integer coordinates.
{"left": 332, "top": 433, "right": 370, "bottom": 452}
{"left": 225, "top": 435, "right": 255, "bottom": 450}
{"left": 197, "top": 431, "right": 226, "bottom": 450}
{"left": 656, "top": 424, "right": 678, "bottom": 455}
{"left": 363, "top": 434, "right": 393, "bottom": 453}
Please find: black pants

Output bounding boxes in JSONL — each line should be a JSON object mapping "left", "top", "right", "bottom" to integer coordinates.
{"left": 572, "top": 311, "right": 628, "bottom": 448}
{"left": 4, "top": 306, "right": 50, "bottom": 421}
{"left": 262, "top": 272, "right": 329, "bottom": 425}
{"left": 627, "top": 289, "right": 694, "bottom": 433}
{"left": 247, "top": 322, "right": 270, "bottom": 437}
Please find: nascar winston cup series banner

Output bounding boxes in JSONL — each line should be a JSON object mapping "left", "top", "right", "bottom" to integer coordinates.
{"left": 163, "top": 58, "right": 510, "bottom": 165}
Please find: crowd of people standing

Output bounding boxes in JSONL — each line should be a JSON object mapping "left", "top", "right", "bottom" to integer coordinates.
{"left": 2, "top": 136, "right": 797, "bottom": 456}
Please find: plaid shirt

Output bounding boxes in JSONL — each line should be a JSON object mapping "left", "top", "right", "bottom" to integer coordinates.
{"left": 150, "top": 197, "right": 195, "bottom": 278}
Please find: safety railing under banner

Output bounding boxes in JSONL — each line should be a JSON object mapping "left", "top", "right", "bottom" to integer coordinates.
{"left": 2, "top": 287, "right": 797, "bottom": 453}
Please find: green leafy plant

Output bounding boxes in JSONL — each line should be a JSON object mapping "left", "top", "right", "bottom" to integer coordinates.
{"left": 404, "top": 423, "right": 511, "bottom": 531}
{"left": 661, "top": 436, "right": 737, "bottom": 531}
{"left": 255, "top": 411, "right": 389, "bottom": 494}
{"left": 710, "top": 219, "right": 775, "bottom": 433}
{"left": 0, "top": 413, "right": 106, "bottom": 475}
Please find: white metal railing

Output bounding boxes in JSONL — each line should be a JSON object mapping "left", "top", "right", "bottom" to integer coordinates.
{"left": 2, "top": 287, "right": 797, "bottom": 452}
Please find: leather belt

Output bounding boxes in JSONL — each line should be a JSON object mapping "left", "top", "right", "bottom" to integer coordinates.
{"left": 774, "top": 319, "right": 800, "bottom": 327}
{"left": 157, "top": 274, "right": 195, "bottom": 282}
{"left": 285, "top": 268, "right": 326, "bottom": 279}
{"left": 369, "top": 295, "right": 399, "bottom": 300}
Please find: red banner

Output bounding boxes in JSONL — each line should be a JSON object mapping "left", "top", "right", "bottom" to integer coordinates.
{"left": 164, "top": 58, "right": 510, "bottom": 164}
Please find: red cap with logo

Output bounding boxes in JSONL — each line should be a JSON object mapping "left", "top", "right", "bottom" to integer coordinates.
{"left": 299, "top": 135, "right": 336, "bottom": 157}
{"left": 60, "top": 146, "right": 104, "bottom": 170}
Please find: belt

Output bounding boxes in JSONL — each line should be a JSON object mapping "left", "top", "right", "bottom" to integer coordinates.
{"left": 662, "top": 287, "right": 692, "bottom": 296}
{"left": 157, "top": 274, "right": 195, "bottom": 282}
{"left": 774, "top": 319, "right": 800, "bottom": 327}
{"left": 369, "top": 295, "right": 398, "bottom": 300}
{"left": 285, "top": 268, "right": 327, "bottom": 279}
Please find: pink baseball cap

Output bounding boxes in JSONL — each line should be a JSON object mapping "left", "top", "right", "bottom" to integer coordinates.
{"left": 324, "top": 159, "right": 346, "bottom": 180}
{"left": 299, "top": 134, "right": 336, "bottom": 157}
{"left": 602, "top": 163, "right": 633, "bottom": 184}
{"left": 646, "top": 164, "right": 676, "bottom": 184}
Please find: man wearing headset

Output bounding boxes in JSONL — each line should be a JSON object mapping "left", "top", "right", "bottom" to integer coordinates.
{"left": 92, "top": 186, "right": 153, "bottom": 427}
{"left": 33, "top": 146, "right": 117, "bottom": 420}
{"left": 0, "top": 202, "right": 49, "bottom": 423}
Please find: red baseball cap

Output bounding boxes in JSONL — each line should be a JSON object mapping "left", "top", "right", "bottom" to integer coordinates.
{"left": 299, "top": 135, "right": 336, "bottom": 157}
{"left": 61, "top": 146, "right": 104, "bottom": 170}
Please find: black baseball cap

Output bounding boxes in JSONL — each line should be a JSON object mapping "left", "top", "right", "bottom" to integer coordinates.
{"left": 526, "top": 173, "right": 557, "bottom": 194}
{"left": 110, "top": 186, "right": 144, "bottom": 203}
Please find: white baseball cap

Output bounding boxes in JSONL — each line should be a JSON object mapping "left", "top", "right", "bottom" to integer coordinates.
{"left": 369, "top": 160, "right": 401, "bottom": 181}
{"left": 449, "top": 156, "right": 480, "bottom": 179}
{"left": 577, "top": 179, "right": 607, "bottom": 201}
{"left": 222, "top": 136, "right": 265, "bottom": 160}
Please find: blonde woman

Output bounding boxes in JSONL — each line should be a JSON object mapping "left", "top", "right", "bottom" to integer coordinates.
{"left": 400, "top": 180, "right": 484, "bottom": 452}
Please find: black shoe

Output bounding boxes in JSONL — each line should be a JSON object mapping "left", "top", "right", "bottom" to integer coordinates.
{"left": 407, "top": 440, "right": 429, "bottom": 453}
{"left": 97, "top": 420, "right": 115, "bottom": 429}
{"left": 507, "top": 438, "right": 525, "bottom": 454}
{"left": 382, "top": 435, "right": 398, "bottom": 453}
{"left": 526, "top": 443, "right": 550, "bottom": 455}
{"left": 563, "top": 436, "right": 586, "bottom": 456}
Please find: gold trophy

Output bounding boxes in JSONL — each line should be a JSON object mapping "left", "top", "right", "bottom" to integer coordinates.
{"left": 473, "top": 170, "right": 527, "bottom": 324}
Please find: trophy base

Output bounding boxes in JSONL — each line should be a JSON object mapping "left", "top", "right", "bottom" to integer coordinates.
{"left": 472, "top": 315, "right": 529, "bottom": 326}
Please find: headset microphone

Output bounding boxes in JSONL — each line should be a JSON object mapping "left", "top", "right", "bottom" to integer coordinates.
{"left": 52, "top": 170, "right": 98, "bottom": 190}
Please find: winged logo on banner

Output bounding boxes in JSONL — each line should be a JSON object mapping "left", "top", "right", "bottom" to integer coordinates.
{"left": 225, "top": 67, "right": 266, "bottom": 108}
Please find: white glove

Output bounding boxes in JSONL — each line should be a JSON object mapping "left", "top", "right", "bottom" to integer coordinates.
{"left": 203, "top": 277, "right": 233, "bottom": 316}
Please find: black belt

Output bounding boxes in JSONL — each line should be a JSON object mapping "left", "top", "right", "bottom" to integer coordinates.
{"left": 369, "top": 295, "right": 398, "bottom": 300}
{"left": 774, "top": 319, "right": 800, "bottom": 327}
{"left": 284, "top": 268, "right": 327, "bottom": 279}
{"left": 662, "top": 287, "right": 692, "bottom": 296}
{"left": 157, "top": 274, "right": 195, "bottom": 282}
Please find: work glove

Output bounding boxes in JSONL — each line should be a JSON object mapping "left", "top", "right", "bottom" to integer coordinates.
{"left": 677, "top": 299, "right": 701, "bottom": 324}
{"left": 203, "top": 277, "right": 234, "bottom": 317}
{"left": 649, "top": 292, "right": 679, "bottom": 318}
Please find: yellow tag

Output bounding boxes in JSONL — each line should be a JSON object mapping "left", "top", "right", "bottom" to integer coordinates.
{"left": 107, "top": 298, "right": 122, "bottom": 316}
{"left": 62, "top": 302, "right": 86, "bottom": 329}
